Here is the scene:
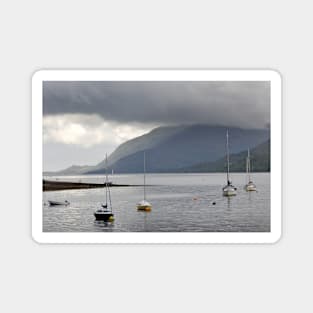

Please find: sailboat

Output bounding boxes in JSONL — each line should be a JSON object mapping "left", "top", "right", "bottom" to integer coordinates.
{"left": 94, "top": 154, "right": 114, "bottom": 221}
{"left": 137, "top": 151, "right": 152, "bottom": 211}
{"left": 48, "top": 178, "right": 70, "bottom": 206}
{"left": 222, "top": 130, "right": 237, "bottom": 196}
{"left": 245, "top": 148, "right": 257, "bottom": 191}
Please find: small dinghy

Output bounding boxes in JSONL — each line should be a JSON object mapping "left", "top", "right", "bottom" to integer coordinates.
{"left": 48, "top": 200, "right": 70, "bottom": 206}
{"left": 137, "top": 151, "right": 152, "bottom": 211}
{"left": 222, "top": 130, "right": 237, "bottom": 197}
{"left": 245, "top": 148, "right": 257, "bottom": 191}
{"left": 94, "top": 154, "right": 114, "bottom": 222}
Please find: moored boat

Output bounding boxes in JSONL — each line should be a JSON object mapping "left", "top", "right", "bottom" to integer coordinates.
{"left": 245, "top": 148, "right": 257, "bottom": 191}
{"left": 137, "top": 151, "right": 152, "bottom": 211}
{"left": 223, "top": 184, "right": 237, "bottom": 196}
{"left": 48, "top": 200, "right": 70, "bottom": 206}
{"left": 94, "top": 154, "right": 115, "bottom": 222}
{"left": 137, "top": 199, "right": 152, "bottom": 211}
{"left": 245, "top": 182, "right": 257, "bottom": 191}
{"left": 222, "top": 130, "right": 237, "bottom": 197}
{"left": 94, "top": 208, "right": 114, "bottom": 222}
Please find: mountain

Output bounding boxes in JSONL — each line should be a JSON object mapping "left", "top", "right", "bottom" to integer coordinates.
{"left": 91, "top": 125, "right": 185, "bottom": 172}
{"left": 176, "top": 139, "right": 270, "bottom": 172}
{"left": 86, "top": 124, "right": 270, "bottom": 174}
{"left": 49, "top": 125, "right": 270, "bottom": 175}
{"left": 44, "top": 165, "right": 93, "bottom": 176}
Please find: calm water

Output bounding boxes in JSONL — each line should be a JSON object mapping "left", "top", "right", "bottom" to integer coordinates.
{"left": 43, "top": 173, "right": 270, "bottom": 232}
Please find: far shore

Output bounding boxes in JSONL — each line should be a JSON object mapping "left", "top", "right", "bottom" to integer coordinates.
{"left": 43, "top": 179, "right": 137, "bottom": 192}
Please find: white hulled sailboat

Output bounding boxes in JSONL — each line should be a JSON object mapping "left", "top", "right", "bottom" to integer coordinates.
{"left": 48, "top": 178, "right": 70, "bottom": 206}
{"left": 48, "top": 200, "right": 70, "bottom": 206}
{"left": 245, "top": 148, "right": 257, "bottom": 191}
{"left": 137, "top": 151, "right": 152, "bottom": 211}
{"left": 222, "top": 130, "right": 237, "bottom": 196}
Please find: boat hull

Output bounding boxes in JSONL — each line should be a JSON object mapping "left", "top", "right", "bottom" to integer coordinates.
{"left": 137, "top": 205, "right": 152, "bottom": 211}
{"left": 245, "top": 183, "right": 257, "bottom": 191}
{"left": 94, "top": 212, "right": 114, "bottom": 221}
{"left": 222, "top": 186, "right": 237, "bottom": 197}
{"left": 48, "top": 200, "right": 70, "bottom": 206}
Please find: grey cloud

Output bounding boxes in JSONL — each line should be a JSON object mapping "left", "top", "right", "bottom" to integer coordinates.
{"left": 43, "top": 81, "right": 270, "bottom": 129}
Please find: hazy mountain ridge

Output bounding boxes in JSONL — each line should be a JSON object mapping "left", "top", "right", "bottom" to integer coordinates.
{"left": 46, "top": 124, "right": 270, "bottom": 175}
{"left": 93, "top": 125, "right": 185, "bottom": 170}
{"left": 175, "top": 140, "right": 270, "bottom": 173}
{"left": 44, "top": 165, "right": 93, "bottom": 176}
{"left": 86, "top": 125, "right": 270, "bottom": 174}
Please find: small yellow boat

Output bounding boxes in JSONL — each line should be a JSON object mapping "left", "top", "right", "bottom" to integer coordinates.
{"left": 137, "top": 200, "right": 152, "bottom": 211}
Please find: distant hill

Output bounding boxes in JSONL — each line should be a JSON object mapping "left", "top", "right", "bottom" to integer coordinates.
{"left": 176, "top": 139, "right": 270, "bottom": 173}
{"left": 44, "top": 165, "right": 93, "bottom": 176}
{"left": 86, "top": 125, "right": 270, "bottom": 174}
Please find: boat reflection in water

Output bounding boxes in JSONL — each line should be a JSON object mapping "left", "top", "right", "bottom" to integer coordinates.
{"left": 94, "top": 219, "right": 115, "bottom": 229}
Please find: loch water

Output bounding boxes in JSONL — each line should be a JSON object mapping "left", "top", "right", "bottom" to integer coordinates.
{"left": 43, "top": 173, "right": 270, "bottom": 232}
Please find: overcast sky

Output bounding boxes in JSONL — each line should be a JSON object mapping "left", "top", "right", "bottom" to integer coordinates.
{"left": 43, "top": 81, "right": 270, "bottom": 171}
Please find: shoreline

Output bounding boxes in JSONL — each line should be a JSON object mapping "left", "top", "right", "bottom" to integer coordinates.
{"left": 43, "top": 179, "right": 135, "bottom": 191}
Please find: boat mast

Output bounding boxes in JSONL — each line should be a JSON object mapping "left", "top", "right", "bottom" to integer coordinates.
{"left": 226, "top": 130, "right": 230, "bottom": 184}
{"left": 247, "top": 148, "right": 251, "bottom": 182}
{"left": 246, "top": 153, "right": 249, "bottom": 184}
{"left": 143, "top": 151, "right": 146, "bottom": 201}
{"left": 104, "top": 153, "right": 112, "bottom": 211}
{"left": 105, "top": 153, "right": 108, "bottom": 206}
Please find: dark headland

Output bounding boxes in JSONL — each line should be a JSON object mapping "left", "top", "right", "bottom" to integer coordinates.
{"left": 43, "top": 179, "right": 133, "bottom": 191}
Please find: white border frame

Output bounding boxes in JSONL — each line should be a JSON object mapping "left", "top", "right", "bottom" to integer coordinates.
{"left": 32, "top": 70, "right": 282, "bottom": 244}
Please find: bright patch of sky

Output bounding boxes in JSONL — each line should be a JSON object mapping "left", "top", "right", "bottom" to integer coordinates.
{"left": 43, "top": 114, "right": 155, "bottom": 148}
